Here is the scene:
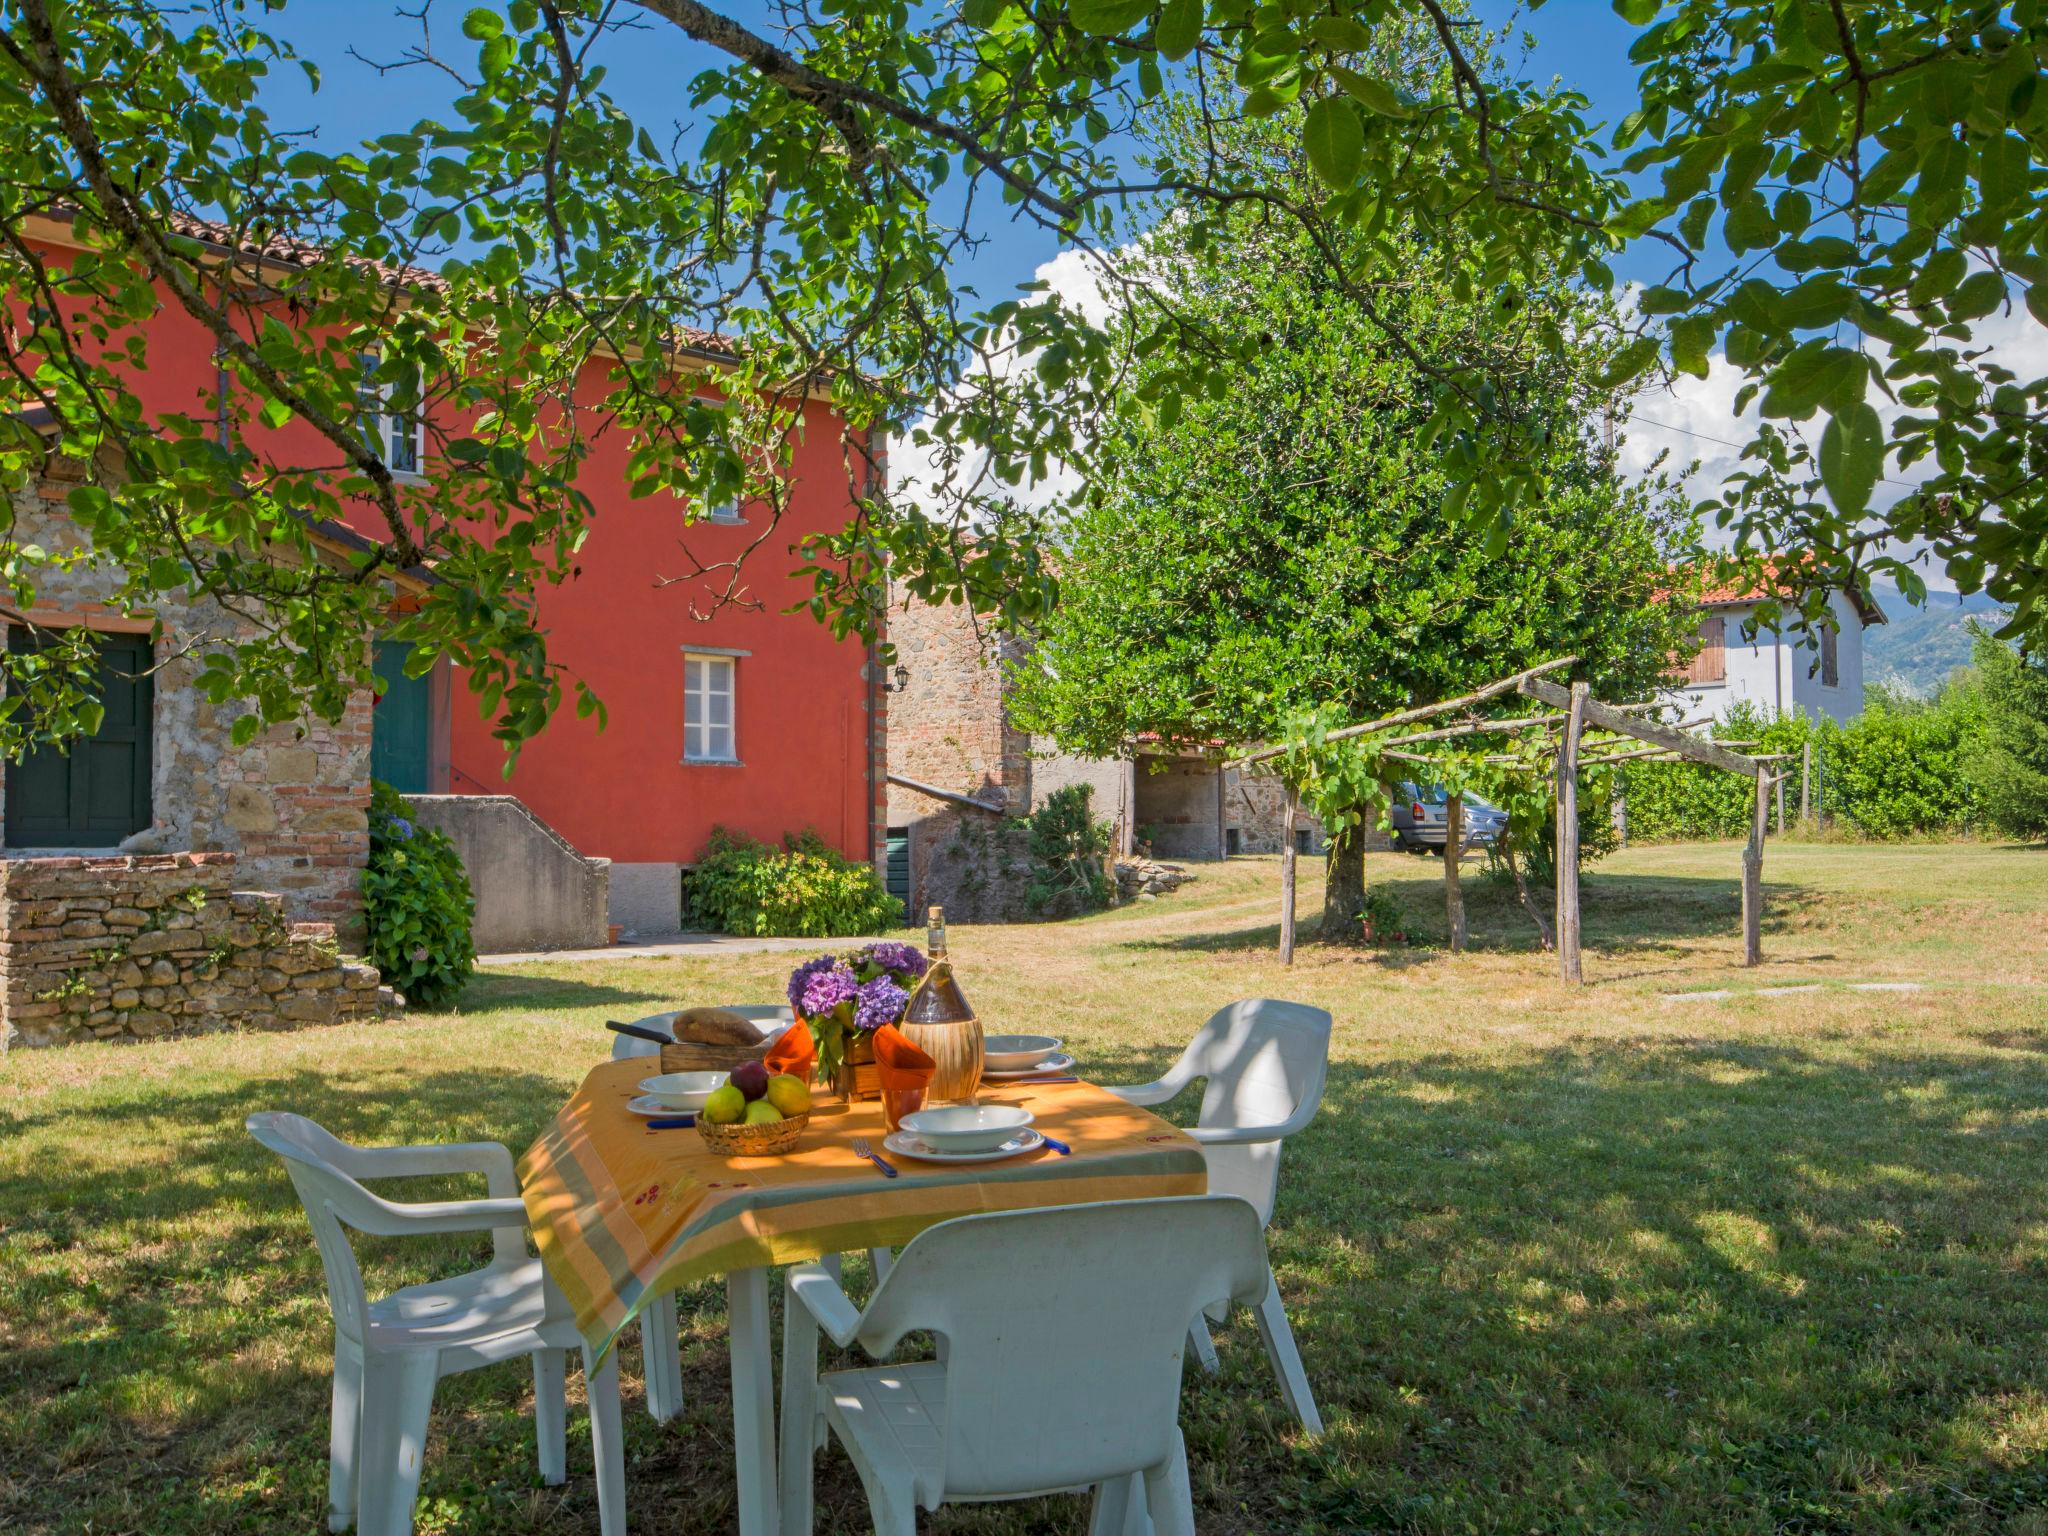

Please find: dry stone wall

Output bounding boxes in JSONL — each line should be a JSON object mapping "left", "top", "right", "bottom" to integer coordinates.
{"left": 9, "top": 465, "right": 373, "bottom": 942}
{"left": 0, "top": 852, "right": 396, "bottom": 1050}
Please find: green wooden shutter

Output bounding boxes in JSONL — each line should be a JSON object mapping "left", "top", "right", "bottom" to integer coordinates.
{"left": 885, "top": 827, "right": 910, "bottom": 924}
{"left": 370, "top": 640, "right": 430, "bottom": 794}
{"left": 5, "top": 629, "right": 153, "bottom": 848}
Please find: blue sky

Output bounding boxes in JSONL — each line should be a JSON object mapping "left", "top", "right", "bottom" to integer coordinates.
{"left": 265, "top": 2, "right": 1666, "bottom": 296}
{"left": 258, "top": 4, "right": 2017, "bottom": 591}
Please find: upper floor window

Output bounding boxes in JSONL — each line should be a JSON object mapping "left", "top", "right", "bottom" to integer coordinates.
{"left": 1820, "top": 624, "right": 1840, "bottom": 688}
{"left": 684, "top": 653, "right": 737, "bottom": 763}
{"left": 357, "top": 353, "right": 424, "bottom": 477}
{"left": 1678, "top": 613, "right": 1726, "bottom": 685}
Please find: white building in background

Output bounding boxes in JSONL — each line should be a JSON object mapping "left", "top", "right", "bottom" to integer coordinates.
{"left": 1664, "top": 572, "right": 1886, "bottom": 727}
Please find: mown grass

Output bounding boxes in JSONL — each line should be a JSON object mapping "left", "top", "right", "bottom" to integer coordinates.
{"left": 5, "top": 842, "right": 2048, "bottom": 1534}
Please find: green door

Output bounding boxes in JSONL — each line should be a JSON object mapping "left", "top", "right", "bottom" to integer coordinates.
{"left": 885, "top": 827, "right": 910, "bottom": 924}
{"left": 5, "top": 629, "right": 153, "bottom": 848}
{"left": 371, "top": 641, "right": 431, "bottom": 794}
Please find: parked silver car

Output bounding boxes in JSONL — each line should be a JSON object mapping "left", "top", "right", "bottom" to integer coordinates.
{"left": 1389, "top": 781, "right": 1507, "bottom": 854}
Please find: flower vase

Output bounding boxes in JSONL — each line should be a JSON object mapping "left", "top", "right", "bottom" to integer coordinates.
{"left": 833, "top": 1030, "right": 880, "bottom": 1101}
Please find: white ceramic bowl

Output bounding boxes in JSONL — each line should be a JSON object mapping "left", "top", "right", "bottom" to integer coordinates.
{"left": 639, "top": 1071, "right": 727, "bottom": 1111}
{"left": 981, "top": 1034, "right": 1062, "bottom": 1072}
{"left": 899, "top": 1104, "right": 1035, "bottom": 1152}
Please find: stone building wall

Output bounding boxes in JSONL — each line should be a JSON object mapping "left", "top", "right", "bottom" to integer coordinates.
{"left": 7, "top": 465, "right": 373, "bottom": 941}
{"left": 884, "top": 587, "right": 1032, "bottom": 821}
{"left": 0, "top": 852, "right": 395, "bottom": 1050}
{"left": 1232, "top": 768, "right": 1334, "bottom": 855}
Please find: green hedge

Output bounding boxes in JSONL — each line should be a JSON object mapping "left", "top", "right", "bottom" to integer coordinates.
{"left": 1620, "top": 691, "right": 1986, "bottom": 843}
{"left": 684, "top": 827, "right": 902, "bottom": 937}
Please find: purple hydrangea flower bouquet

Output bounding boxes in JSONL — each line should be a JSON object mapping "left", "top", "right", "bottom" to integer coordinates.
{"left": 787, "top": 942, "right": 928, "bottom": 1089}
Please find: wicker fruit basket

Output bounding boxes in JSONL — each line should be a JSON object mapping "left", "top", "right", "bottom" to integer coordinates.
{"left": 696, "top": 1110, "right": 809, "bottom": 1157}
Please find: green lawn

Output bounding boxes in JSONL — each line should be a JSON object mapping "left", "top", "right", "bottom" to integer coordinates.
{"left": 6, "top": 841, "right": 2048, "bottom": 1534}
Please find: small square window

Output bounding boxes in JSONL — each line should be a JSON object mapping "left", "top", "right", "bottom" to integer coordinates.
{"left": 684, "top": 654, "right": 736, "bottom": 762}
{"left": 358, "top": 352, "right": 425, "bottom": 477}
{"left": 706, "top": 496, "right": 743, "bottom": 525}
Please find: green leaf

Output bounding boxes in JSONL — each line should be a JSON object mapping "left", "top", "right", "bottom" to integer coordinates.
{"left": 1070, "top": 0, "right": 1150, "bottom": 35}
{"left": 1328, "top": 69, "right": 1410, "bottom": 119}
{"left": 1949, "top": 269, "right": 2006, "bottom": 322}
{"left": 1612, "top": 0, "right": 1658, "bottom": 21}
{"left": 1154, "top": 0, "right": 1201, "bottom": 59}
{"left": 1303, "top": 97, "right": 1364, "bottom": 190}
{"left": 1669, "top": 315, "right": 1715, "bottom": 378}
{"left": 1819, "top": 401, "right": 1884, "bottom": 516}
{"left": 1597, "top": 336, "right": 1661, "bottom": 389}
{"left": 461, "top": 8, "right": 503, "bottom": 40}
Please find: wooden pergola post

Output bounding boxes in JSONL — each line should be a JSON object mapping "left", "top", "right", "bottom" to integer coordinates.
{"left": 1444, "top": 793, "right": 1467, "bottom": 953}
{"left": 1743, "top": 770, "right": 1770, "bottom": 966}
{"left": 1278, "top": 783, "right": 1299, "bottom": 966}
{"left": 1554, "top": 682, "right": 1587, "bottom": 983}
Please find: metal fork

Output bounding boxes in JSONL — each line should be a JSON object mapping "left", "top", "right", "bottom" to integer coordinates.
{"left": 850, "top": 1135, "right": 898, "bottom": 1178}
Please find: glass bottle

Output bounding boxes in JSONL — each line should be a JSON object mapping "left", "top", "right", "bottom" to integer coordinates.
{"left": 901, "top": 905, "right": 983, "bottom": 1100}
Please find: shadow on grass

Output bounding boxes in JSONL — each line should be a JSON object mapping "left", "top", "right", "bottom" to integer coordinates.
{"left": 1121, "top": 867, "right": 1822, "bottom": 960}
{"left": 1257, "top": 1036, "right": 2048, "bottom": 1531}
{"left": 19, "top": 1032, "right": 2048, "bottom": 1533}
{"left": 454, "top": 969, "right": 681, "bottom": 1013}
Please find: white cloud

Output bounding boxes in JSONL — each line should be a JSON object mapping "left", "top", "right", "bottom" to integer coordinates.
{"left": 886, "top": 245, "right": 1127, "bottom": 525}
{"left": 1616, "top": 296, "right": 2048, "bottom": 596}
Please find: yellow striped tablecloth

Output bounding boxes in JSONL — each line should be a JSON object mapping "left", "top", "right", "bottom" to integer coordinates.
{"left": 519, "top": 1058, "right": 1209, "bottom": 1359}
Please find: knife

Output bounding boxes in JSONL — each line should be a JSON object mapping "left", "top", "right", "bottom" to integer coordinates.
{"left": 607, "top": 1019, "right": 674, "bottom": 1046}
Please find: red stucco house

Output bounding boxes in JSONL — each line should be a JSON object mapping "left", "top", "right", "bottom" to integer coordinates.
{"left": 11, "top": 213, "right": 885, "bottom": 940}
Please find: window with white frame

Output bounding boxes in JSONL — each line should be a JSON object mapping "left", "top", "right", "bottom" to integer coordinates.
{"left": 357, "top": 352, "right": 424, "bottom": 476}
{"left": 684, "top": 653, "right": 737, "bottom": 762}
{"left": 695, "top": 393, "right": 742, "bottom": 522}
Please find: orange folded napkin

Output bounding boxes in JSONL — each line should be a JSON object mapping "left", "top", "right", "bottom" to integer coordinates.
{"left": 873, "top": 1025, "right": 936, "bottom": 1131}
{"left": 872, "top": 1025, "right": 935, "bottom": 1087}
{"left": 765, "top": 1022, "right": 816, "bottom": 1081}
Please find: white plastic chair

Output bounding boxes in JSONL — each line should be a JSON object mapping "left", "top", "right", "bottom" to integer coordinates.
{"left": 1107, "top": 998, "right": 1332, "bottom": 1435}
{"left": 777, "top": 1197, "right": 1271, "bottom": 1536}
{"left": 607, "top": 1003, "right": 794, "bottom": 1423}
{"left": 246, "top": 1113, "right": 624, "bottom": 1536}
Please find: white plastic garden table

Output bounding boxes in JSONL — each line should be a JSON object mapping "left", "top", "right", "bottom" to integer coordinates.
{"left": 518, "top": 1058, "right": 1209, "bottom": 1536}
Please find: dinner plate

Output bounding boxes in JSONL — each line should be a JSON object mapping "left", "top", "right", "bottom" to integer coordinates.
{"left": 626, "top": 1094, "right": 684, "bottom": 1117}
{"left": 979, "top": 1052, "right": 1077, "bottom": 1080}
{"left": 881, "top": 1128, "right": 1046, "bottom": 1164}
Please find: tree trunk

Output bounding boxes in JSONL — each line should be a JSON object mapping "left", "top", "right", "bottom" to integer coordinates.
{"left": 1320, "top": 823, "right": 1368, "bottom": 944}
{"left": 1504, "top": 844, "right": 1554, "bottom": 950}
{"left": 1743, "top": 769, "right": 1769, "bottom": 966}
{"left": 1443, "top": 794, "right": 1467, "bottom": 953}
{"left": 1556, "top": 681, "right": 1587, "bottom": 983}
{"left": 1279, "top": 783, "right": 1299, "bottom": 966}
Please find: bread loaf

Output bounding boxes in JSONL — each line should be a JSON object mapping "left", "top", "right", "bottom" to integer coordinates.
{"left": 670, "top": 1007, "right": 767, "bottom": 1046}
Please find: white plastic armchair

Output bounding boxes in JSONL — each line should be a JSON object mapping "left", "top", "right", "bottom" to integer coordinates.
{"left": 1107, "top": 998, "right": 1333, "bottom": 1434}
{"left": 247, "top": 1113, "right": 623, "bottom": 1536}
{"left": 605, "top": 1002, "right": 794, "bottom": 1423}
{"left": 777, "top": 1197, "right": 1271, "bottom": 1536}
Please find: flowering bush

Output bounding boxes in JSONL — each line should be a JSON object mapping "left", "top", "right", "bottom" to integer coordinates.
{"left": 364, "top": 781, "right": 475, "bottom": 1009}
{"left": 787, "top": 943, "right": 927, "bottom": 1083}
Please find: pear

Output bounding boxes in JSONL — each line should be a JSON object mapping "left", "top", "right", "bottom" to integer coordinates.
{"left": 700, "top": 1083, "right": 746, "bottom": 1125}
{"left": 742, "top": 1100, "right": 784, "bottom": 1126}
{"left": 764, "top": 1073, "right": 812, "bottom": 1117}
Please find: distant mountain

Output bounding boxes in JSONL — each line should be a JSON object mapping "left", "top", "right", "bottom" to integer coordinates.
{"left": 1864, "top": 580, "right": 2009, "bottom": 697}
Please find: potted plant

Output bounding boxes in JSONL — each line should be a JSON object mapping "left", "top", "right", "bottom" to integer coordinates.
{"left": 786, "top": 942, "right": 928, "bottom": 1097}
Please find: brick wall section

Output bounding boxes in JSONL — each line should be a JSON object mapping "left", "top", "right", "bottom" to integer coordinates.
{"left": 0, "top": 852, "right": 396, "bottom": 1050}
{"left": 9, "top": 466, "right": 371, "bottom": 941}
